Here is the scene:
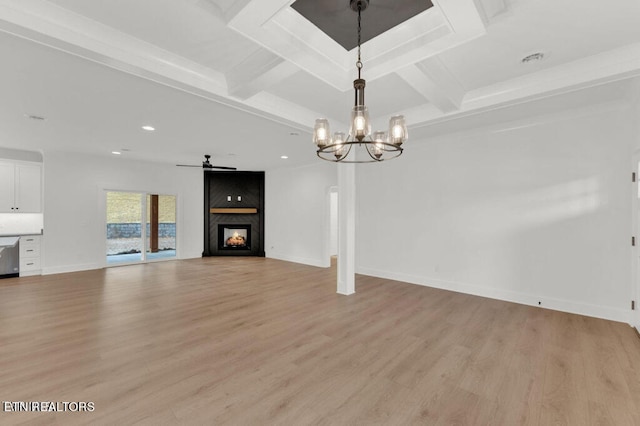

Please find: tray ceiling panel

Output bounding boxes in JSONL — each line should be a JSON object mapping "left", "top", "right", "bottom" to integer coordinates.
{"left": 291, "top": 0, "right": 433, "bottom": 50}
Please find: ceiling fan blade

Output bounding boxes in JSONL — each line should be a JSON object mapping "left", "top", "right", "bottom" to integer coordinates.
{"left": 179, "top": 155, "right": 236, "bottom": 171}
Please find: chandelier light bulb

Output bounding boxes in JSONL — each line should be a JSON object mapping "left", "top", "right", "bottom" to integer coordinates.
{"left": 389, "top": 115, "right": 408, "bottom": 146}
{"left": 313, "top": 118, "right": 331, "bottom": 147}
{"left": 333, "top": 132, "right": 346, "bottom": 160}
{"left": 350, "top": 105, "right": 371, "bottom": 141}
{"left": 372, "top": 131, "right": 386, "bottom": 159}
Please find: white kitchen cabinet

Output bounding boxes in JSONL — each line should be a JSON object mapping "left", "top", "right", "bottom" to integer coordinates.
{"left": 19, "top": 235, "right": 42, "bottom": 276}
{"left": 0, "top": 161, "right": 42, "bottom": 213}
{"left": 0, "top": 163, "right": 13, "bottom": 212}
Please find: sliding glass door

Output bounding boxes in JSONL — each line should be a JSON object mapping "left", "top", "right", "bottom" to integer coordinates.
{"left": 106, "top": 191, "right": 176, "bottom": 265}
{"left": 145, "top": 194, "right": 177, "bottom": 260}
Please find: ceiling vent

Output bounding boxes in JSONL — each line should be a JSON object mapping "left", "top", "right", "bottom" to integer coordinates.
{"left": 521, "top": 52, "right": 545, "bottom": 64}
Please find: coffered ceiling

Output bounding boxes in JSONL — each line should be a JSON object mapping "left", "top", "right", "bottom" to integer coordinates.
{"left": 1, "top": 0, "right": 640, "bottom": 170}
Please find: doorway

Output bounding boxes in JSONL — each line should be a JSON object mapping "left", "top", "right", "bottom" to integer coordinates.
{"left": 106, "top": 191, "right": 177, "bottom": 265}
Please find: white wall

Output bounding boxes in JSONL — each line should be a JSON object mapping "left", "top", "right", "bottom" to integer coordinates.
{"left": 329, "top": 190, "right": 338, "bottom": 256}
{"left": 265, "top": 162, "right": 337, "bottom": 267}
{"left": 356, "top": 102, "right": 634, "bottom": 323}
{"left": 42, "top": 151, "right": 204, "bottom": 274}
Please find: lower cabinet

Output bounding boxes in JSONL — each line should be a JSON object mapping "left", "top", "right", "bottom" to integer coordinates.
{"left": 19, "top": 235, "right": 42, "bottom": 276}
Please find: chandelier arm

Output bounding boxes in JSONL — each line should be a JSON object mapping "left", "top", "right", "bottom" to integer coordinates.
{"left": 364, "top": 143, "right": 383, "bottom": 162}
{"left": 342, "top": 143, "right": 354, "bottom": 161}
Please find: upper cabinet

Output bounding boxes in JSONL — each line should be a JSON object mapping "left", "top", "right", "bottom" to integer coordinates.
{"left": 0, "top": 161, "right": 42, "bottom": 213}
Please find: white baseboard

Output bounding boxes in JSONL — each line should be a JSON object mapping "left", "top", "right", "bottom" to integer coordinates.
{"left": 177, "top": 252, "right": 203, "bottom": 260}
{"left": 266, "top": 251, "right": 329, "bottom": 268}
{"left": 357, "top": 267, "right": 632, "bottom": 325}
{"left": 42, "top": 254, "right": 204, "bottom": 275}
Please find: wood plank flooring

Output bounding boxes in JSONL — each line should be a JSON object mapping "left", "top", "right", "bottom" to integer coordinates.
{"left": 0, "top": 257, "right": 639, "bottom": 425}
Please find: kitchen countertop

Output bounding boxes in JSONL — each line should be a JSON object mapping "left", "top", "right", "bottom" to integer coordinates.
{"left": 0, "top": 236, "right": 20, "bottom": 247}
{"left": 0, "top": 233, "right": 43, "bottom": 238}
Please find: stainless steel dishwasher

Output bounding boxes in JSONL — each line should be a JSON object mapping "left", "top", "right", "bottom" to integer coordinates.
{"left": 0, "top": 236, "right": 20, "bottom": 278}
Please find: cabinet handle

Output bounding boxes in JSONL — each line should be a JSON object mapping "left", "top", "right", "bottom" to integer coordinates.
{"left": 26, "top": 249, "right": 34, "bottom": 253}
{"left": 26, "top": 263, "right": 34, "bottom": 266}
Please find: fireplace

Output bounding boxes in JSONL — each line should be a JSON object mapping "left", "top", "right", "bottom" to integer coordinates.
{"left": 204, "top": 171, "right": 264, "bottom": 257}
{"left": 218, "top": 224, "right": 251, "bottom": 250}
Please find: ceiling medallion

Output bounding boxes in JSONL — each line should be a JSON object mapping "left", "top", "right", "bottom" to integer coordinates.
{"left": 313, "top": 0, "right": 407, "bottom": 163}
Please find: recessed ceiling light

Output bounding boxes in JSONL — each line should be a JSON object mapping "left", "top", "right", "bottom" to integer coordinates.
{"left": 142, "top": 125, "right": 155, "bottom": 131}
{"left": 281, "top": 155, "right": 289, "bottom": 159}
{"left": 521, "top": 52, "right": 545, "bottom": 64}
{"left": 112, "top": 151, "right": 122, "bottom": 155}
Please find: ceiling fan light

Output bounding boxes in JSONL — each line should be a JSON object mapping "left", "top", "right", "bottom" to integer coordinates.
{"left": 313, "top": 118, "right": 331, "bottom": 147}
{"left": 389, "top": 115, "right": 407, "bottom": 146}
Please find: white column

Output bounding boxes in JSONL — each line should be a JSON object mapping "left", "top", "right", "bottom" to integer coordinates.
{"left": 337, "top": 162, "right": 355, "bottom": 295}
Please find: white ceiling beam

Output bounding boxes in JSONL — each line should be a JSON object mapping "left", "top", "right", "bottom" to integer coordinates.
{"left": 474, "top": 0, "right": 509, "bottom": 23}
{"left": 245, "top": 92, "right": 345, "bottom": 132}
{"left": 0, "top": 0, "right": 228, "bottom": 94}
{"left": 228, "top": 3, "right": 351, "bottom": 91}
{"left": 398, "top": 42, "right": 640, "bottom": 129}
{"left": 226, "top": 50, "right": 299, "bottom": 100}
{"left": 463, "top": 42, "right": 640, "bottom": 111}
{"left": 0, "top": 0, "right": 317, "bottom": 129}
{"left": 433, "top": 0, "right": 486, "bottom": 33}
{"left": 396, "top": 58, "right": 465, "bottom": 113}
{"left": 228, "top": 0, "right": 487, "bottom": 92}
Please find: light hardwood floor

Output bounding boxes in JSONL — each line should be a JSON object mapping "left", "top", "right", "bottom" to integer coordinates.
{"left": 1, "top": 257, "right": 639, "bottom": 425}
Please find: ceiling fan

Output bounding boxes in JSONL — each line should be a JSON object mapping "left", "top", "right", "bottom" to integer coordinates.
{"left": 176, "top": 154, "right": 237, "bottom": 171}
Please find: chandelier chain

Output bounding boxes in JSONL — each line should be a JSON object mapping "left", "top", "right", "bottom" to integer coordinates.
{"left": 357, "top": 2, "right": 362, "bottom": 78}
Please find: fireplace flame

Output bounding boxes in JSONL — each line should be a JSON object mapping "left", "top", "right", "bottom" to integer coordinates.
{"left": 226, "top": 230, "right": 246, "bottom": 247}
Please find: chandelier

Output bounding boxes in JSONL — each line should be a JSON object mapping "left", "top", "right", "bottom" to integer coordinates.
{"left": 313, "top": 0, "right": 407, "bottom": 163}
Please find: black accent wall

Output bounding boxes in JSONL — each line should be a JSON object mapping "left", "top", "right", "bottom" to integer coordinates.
{"left": 203, "top": 171, "right": 265, "bottom": 257}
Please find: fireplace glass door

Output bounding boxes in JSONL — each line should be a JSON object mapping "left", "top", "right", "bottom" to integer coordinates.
{"left": 219, "top": 224, "right": 251, "bottom": 250}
